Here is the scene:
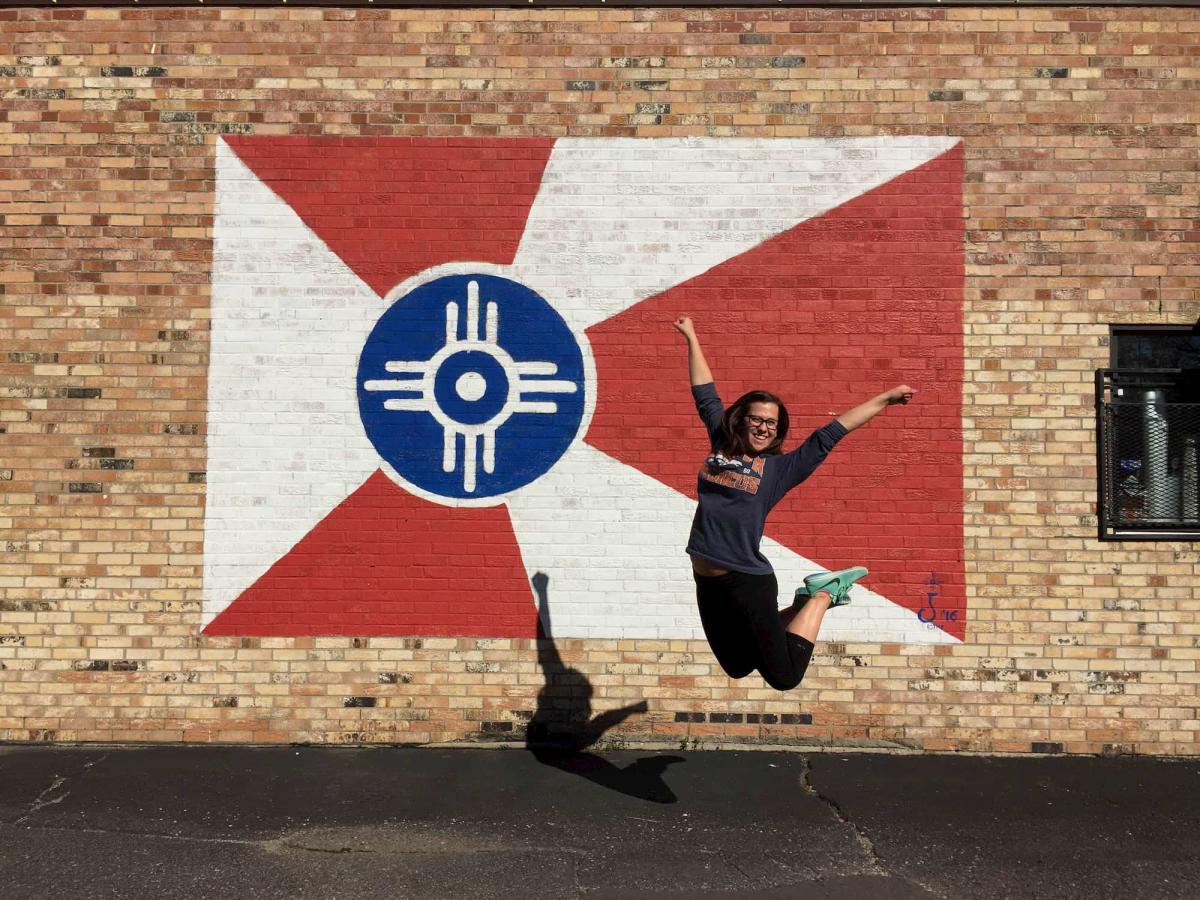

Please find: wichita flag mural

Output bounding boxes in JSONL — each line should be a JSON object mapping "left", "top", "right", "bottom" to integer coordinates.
{"left": 203, "top": 136, "right": 965, "bottom": 643}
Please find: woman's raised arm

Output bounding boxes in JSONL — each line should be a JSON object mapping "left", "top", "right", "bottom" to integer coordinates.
{"left": 673, "top": 316, "right": 714, "bottom": 386}
{"left": 835, "top": 385, "right": 915, "bottom": 433}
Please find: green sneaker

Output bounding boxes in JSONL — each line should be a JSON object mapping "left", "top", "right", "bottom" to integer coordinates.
{"left": 801, "top": 566, "right": 868, "bottom": 608}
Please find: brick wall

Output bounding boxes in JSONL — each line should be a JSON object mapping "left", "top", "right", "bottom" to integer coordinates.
{"left": 1, "top": 6, "right": 1197, "bottom": 754}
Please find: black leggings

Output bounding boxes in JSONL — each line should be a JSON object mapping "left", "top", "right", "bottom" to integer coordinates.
{"left": 694, "top": 570, "right": 815, "bottom": 691}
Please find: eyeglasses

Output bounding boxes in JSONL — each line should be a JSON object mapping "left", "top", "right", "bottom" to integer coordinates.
{"left": 744, "top": 414, "right": 778, "bottom": 431}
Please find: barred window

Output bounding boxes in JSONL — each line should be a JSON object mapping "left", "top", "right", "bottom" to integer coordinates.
{"left": 1096, "top": 326, "right": 1200, "bottom": 541}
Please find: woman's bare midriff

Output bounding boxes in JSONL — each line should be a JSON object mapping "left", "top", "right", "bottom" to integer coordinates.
{"left": 690, "top": 555, "right": 730, "bottom": 577}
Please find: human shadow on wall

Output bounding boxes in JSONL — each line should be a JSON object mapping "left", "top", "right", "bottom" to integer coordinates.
{"left": 526, "top": 572, "right": 683, "bottom": 804}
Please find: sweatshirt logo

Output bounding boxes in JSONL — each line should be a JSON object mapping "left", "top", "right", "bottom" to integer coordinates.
{"left": 700, "top": 455, "right": 765, "bottom": 494}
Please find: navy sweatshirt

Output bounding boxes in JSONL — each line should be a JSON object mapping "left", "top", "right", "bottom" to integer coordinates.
{"left": 685, "top": 382, "right": 848, "bottom": 575}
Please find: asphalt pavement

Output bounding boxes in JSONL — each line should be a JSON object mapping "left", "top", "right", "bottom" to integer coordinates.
{"left": 1, "top": 744, "right": 1198, "bottom": 899}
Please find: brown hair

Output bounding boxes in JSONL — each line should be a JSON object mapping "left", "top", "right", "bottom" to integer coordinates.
{"left": 716, "top": 390, "right": 789, "bottom": 458}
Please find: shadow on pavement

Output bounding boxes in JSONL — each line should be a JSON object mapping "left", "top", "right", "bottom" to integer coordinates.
{"left": 526, "top": 571, "right": 684, "bottom": 804}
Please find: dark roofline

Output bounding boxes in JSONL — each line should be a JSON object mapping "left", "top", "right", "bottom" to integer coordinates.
{"left": 4, "top": 0, "right": 1199, "bottom": 9}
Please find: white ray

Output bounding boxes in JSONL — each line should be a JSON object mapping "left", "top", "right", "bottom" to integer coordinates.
{"left": 510, "top": 136, "right": 960, "bottom": 331}
{"left": 383, "top": 399, "right": 431, "bottom": 412}
{"left": 516, "top": 362, "right": 561, "bottom": 376}
{"left": 463, "top": 432, "right": 477, "bottom": 492}
{"left": 442, "top": 429, "right": 456, "bottom": 472}
{"left": 515, "top": 379, "right": 577, "bottom": 394}
{"left": 512, "top": 401, "right": 559, "bottom": 415}
{"left": 483, "top": 431, "right": 496, "bottom": 474}
{"left": 505, "top": 443, "right": 957, "bottom": 643}
{"left": 384, "top": 361, "right": 430, "bottom": 375}
{"left": 485, "top": 301, "right": 498, "bottom": 343}
{"left": 364, "top": 380, "right": 421, "bottom": 392}
{"left": 203, "top": 138, "right": 383, "bottom": 629}
{"left": 466, "top": 279, "right": 480, "bottom": 340}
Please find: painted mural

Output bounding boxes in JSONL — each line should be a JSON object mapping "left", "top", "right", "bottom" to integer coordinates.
{"left": 203, "top": 136, "right": 965, "bottom": 643}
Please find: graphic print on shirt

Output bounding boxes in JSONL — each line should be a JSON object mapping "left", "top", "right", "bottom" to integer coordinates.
{"left": 700, "top": 455, "right": 765, "bottom": 495}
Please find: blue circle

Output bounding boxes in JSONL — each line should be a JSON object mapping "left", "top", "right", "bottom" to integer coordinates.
{"left": 357, "top": 273, "right": 586, "bottom": 502}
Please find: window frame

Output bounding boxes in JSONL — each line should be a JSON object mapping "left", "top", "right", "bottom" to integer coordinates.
{"left": 1096, "top": 325, "right": 1200, "bottom": 542}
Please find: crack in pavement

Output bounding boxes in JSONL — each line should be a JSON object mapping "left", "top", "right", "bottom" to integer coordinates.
{"left": 2, "top": 822, "right": 263, "bottom": 847}
{"left": 798, "top": 756, "right": 886, "bottom": 877}
{"left": 14, "top": 752, "right": 109, "bottom": 826}
{"left": 277, "top": 842, "right": 376, "bottom": 855}
{"left": 725, "top": 856, "right": 757, "bottom": 886}
{"left": 15, "top": 776, "right": 69, "bottom": 825}
{"left": 798, "top": 758, "right": 954, "bottom": 900}
{"left": 4, "top": 820, "right": 586, "bottom": 862}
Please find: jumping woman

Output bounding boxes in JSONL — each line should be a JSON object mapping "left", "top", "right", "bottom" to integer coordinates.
{"left": 675, "top": 316, "right": 914, "bottom": 691}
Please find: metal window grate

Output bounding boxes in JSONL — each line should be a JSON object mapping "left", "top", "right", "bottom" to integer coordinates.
{"left": 1096, "top": 369, "right": 1200, "bottom": 541}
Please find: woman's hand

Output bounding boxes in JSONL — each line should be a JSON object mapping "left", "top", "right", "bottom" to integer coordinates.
{"left": 673, "top": 316, "right": 697, "bottom": 341}
{"left": 885, "top": 385, "right": 915, "bottom": 406}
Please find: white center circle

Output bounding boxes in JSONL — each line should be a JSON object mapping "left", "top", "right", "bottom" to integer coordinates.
{"left": 455, "top": 371, "right": 487, "bottom": 402}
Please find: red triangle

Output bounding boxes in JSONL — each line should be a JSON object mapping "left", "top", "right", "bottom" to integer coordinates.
{"left": 224, "top": 136, "right": 555, "bottom": 298}
{"left": 586, "top": 146, "right": 966, "bottom": 639}
{"left": 203, "top": 471, "right": 538, "bottom": 637}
